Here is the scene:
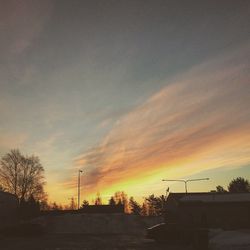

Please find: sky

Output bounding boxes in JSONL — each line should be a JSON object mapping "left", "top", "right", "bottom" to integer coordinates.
{"left": 0, "top": 0, "right": 250, "bottom": 204}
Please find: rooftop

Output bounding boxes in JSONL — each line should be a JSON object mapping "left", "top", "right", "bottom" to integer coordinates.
{"left": 180, "top": 193, "right": 250, "bottom": 203}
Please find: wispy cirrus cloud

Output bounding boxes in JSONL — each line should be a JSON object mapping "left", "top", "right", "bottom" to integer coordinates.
{"left": 63, "top": 45, "right": 250, "bottom": 196}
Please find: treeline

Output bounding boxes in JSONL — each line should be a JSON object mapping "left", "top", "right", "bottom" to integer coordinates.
{"left": 42, "top": 191, "right": 168, "bottom": 216}
{"left": 108, "top": 191, "right": 168, "bottom": 216}
{"left": 1, "top": 149, "right": 250, "bottom": 218}
{"left": 94, "top": 191, "right": 168, "bottom": 216}
{"left": 47, "top": 177, "right": 250, "bottom": 215}
{"left": 215, "top": 177, "right": 250, "bottom": 193}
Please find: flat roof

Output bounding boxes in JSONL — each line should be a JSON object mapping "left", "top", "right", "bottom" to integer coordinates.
{"left": 180, "top": 193, "right": 250, "bottom": 203}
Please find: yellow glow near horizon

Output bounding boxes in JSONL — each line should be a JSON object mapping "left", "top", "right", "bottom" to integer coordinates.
{"left": 47, "top": 131, "right": 250, "bottom": 206}
{"left": 44, "top": 47, "right": 250, "bottom": 206}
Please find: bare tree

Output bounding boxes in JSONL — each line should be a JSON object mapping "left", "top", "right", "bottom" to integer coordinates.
{"left": 19, "top": 155, "right": 46, "bottom": 201}
{"left": 0, "top": 149, "right": 22, "bottom": 195}
{"left": 0, "top": 149, "right": 46, "bottom": 201}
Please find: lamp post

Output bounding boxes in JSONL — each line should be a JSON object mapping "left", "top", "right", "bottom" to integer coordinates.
{"left": 162, "top": 178, "right": 209, "bottom": 194}
{"left": 78, "top": 170, "right": 83, "bottom": 209}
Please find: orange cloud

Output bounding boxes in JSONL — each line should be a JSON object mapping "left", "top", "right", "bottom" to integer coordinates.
{"left": 62, "top": 45, "right": 250, "bottom": 201}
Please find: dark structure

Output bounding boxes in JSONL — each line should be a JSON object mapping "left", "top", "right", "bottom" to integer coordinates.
{"left": 166, "top": 192, "right": 250, "bottom": 229}
{"left": 41, "top": 204, "right": 124, "bottom": 216}
{"left": 80, "top": 204, "right": 124, "bottom": 214}
{"left": 147, "top": 192, "right": 250, "bottom": 248}
{"left": 0, "top": 191, "right": 19, "bottom": 229}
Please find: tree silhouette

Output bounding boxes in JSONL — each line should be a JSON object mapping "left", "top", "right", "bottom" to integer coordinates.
{"left": 108, "top": 196, "right": 116, "bottom": 205}
{"left": 216, "top": 185, "right": 227, "bottom": 193}
{"left": 40, "top": 199, "right": 50, "bottom": 211}
{"left": 69, "top": 197, "right": 77, "bottom": 210}
{"left": 129, "top": 197, "right": 141, "bottom": 215}
{"left": 81, "top": 200, "right": 89, "bottom": 208}
{"left": 112, "top": 191, "right": 129, "bottom": 212}
{"left": 95, "top": 192, "right": 102, "bottom": 205}
{"left": 0, "top": 149, "right": 22, "bottom": 195}
{"left": 51, "top": 202, "right": 62, "bottom": 210}
{"left": 228, "top": 177, "right": 250, "bottom": 193}
{"left": 145, "top": 194, "right": 167, "bottom": 216}
{"left": 141, "top": 201, "right": 148, "bottom": 216}
{"left": 113, "top": 191, "right": 127, "bottom": 204}
{"left": 0, "top": 149, "right": 46, "bottom": 201}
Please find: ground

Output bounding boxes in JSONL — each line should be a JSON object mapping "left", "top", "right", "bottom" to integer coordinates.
{"left": 1, "top": 234, "right": 189, "bottom": 250}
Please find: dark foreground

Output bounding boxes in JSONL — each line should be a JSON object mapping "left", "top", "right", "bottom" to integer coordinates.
{"left": 1, "top": 234, "right": 189, "bottom": 250}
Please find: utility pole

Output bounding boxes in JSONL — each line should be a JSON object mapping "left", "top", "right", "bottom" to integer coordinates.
{"left": 162, "top": 178, "right": 209, "bottom": 194}
{"left": 78, "top": 170, "right": 83, "bottom": 209}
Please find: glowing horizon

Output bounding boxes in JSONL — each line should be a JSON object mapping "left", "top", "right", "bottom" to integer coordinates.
{"left": 52, "top": 46, "right": 250, "bottom": 205}
{"left": 0, "top": 1, "right": 249, "bottom": 205}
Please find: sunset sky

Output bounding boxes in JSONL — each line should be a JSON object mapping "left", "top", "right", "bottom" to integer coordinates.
{"left": 0, "top": 0, "right": 250, "bottom": 204}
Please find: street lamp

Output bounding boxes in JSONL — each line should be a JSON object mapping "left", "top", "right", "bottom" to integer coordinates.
{"left": 78, "top": 170, "right": 83, "bottom": 209}
{"left": 162, "top": 178, "right": 209, "bottom": 194}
